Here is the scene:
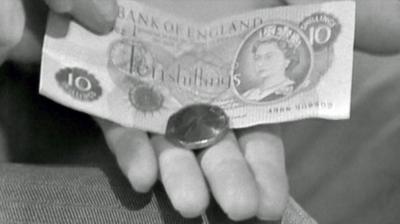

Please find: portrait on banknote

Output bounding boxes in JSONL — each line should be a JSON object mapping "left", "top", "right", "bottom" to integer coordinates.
{"left": 232, "top": 22, "right": 313, "bottom": 103}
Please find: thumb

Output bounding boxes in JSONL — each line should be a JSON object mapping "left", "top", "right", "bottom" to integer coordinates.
{"left": 8, "top": 0, "right": 119, "bottom": 64}
{"left": 283, "top": 0, "right": 400, "bottom": 55}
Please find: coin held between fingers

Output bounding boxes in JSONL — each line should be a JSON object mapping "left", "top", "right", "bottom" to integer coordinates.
{"left": 165, "top": 104, "right": 230, "bottom": 150}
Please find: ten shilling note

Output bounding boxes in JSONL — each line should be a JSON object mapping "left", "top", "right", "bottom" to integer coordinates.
{"left": 40, "top": 0, "right": 355, "bottom": 134}
{"left": 40, "top": 1, "right": 355, "bottom": 223}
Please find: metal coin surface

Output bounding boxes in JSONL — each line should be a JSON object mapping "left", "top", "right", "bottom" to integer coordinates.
{"left": 165, "top": 104, "right": 229, "bottom": 150}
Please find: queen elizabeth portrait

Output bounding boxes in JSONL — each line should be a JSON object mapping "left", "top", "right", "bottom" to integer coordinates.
{"left": 233, "top": 22, "right": 313, "bottom": 104}
{"left": 242, "top": 38, "right": 296, "bottom": 101}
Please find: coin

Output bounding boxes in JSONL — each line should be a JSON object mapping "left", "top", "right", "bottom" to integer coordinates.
{"left": 165, "top": 104, "right": 229, "bottom": 150}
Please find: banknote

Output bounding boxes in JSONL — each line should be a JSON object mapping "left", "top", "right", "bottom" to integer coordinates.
{"left": 40, "top": 0, "right": 355, "bottom": 134}
{"left": 40, "top": 1, "right": 355, "bottom": 224}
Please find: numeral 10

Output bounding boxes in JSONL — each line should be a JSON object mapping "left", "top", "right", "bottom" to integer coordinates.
{"left": 67, "top": 73, "right": 92, "bottom": 91}
{"left": 308, "top": 25, "right": 332, "bottom": 45}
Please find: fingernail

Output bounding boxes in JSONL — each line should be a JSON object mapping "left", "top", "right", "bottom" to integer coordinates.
{"left": 71, "top": 0, "right": 118, "bottom": 34}
{"left": 89, "top": 0, "right": 118, "bottom": 34}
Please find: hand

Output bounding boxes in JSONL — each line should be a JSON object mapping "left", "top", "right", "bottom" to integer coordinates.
{"left": 99, "top": 0, "right": 400, "bottom": 221}
{"left": 97, "top": 123, "right": 288, "bottom": 221}
{"left": 98, "top": 0, "right": 289, "bottom": 221}
{"left": 1, "top": 0, "right": 292, "bottom": 221}
{"left": 0, "top": 0, "right": 118, "bottom": 65}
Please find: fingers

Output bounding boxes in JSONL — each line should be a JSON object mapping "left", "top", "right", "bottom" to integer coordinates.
{"left": 284, "top": 0, "right": 400, "bottom": 54}
{"left": 97, "top": 119, "right": 287, "bottom": 221}
{"left": 200, "top": 132, "right": 259, "bottom": 221}
{"left": 237, "top": 125, "right": 289, "bottom": 220}
{"left": 0, "top": 0, "right": 25, "bottom": 64}
{"left": 7, "top": 0, "right": 118, "bottom": 63}
{"left": 96, "top": 119, "right": 157, "bottom": 193}
{"left": 151, "top": 135, "right": 209, "bottom": 218}
{"left": 44, "top": 0, "right": 118, "bottom": 34}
